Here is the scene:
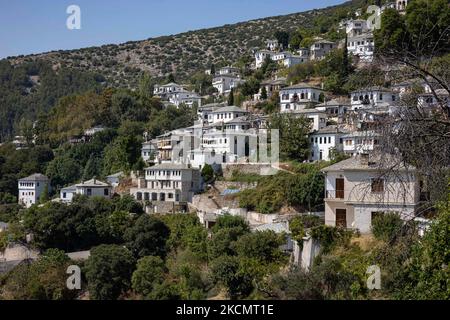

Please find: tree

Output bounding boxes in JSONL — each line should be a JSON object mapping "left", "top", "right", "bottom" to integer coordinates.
{"left": 132, "top": 256, "right": 166, "bottom": 297}
{"left": 227, "top": 88, "right": 235, "bottom": 106}
{"left": 166, "top": 73, "right": 175, "bottom": 83}
{"left": 201, "top": 164, "right": 214, "bottom": 183}
{"left": 139, "top": 73, "right": 154, "bottom": 98}
{"left": 85, "top": 244, "right": 136, "bottom": 300}
{"left": 38, "top": 184, "right": 49, "bottom": 204}
{"left": 210, "top": 255, "right": 254, "bottom": 299}
{"left": 269, "top": 113, "right": 311, "bottom": 161}
{"left": 274, "top": 31, "right": 290, "bottom": 50}
{"left": 289, "top": 30, "right": 303, "bottom": 50}
{"left": 260, "top": 86, "right": 268, "bottom": 100}
{"left": 233, "top": 231, "right": 284, "bottom": 264}
{"left": 124, "top": 215, "right": 170, "bottom": 259}
{"left": 0, "top": 249, "right": 77, "bottom": 300}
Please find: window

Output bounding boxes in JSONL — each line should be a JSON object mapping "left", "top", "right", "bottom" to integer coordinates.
{"left": 63, "top": 192, "right": 66, "bottom": 199}
{"left": 87, "top": 188, "right": 92, "bottom": 196}
{"left": 379, "top": 94, "right": 383, "bottom": 100}
{"left": 371, "top": 178, "right": 384, "bottom": 193}
{"left": 104, "top": 189, "right": 109, "bottom": 196}
{"left": 319, "top": 137, "right": 322, "bottom": 144}
{"left": 328, "top": 137, "right": 331, "bottom": 144}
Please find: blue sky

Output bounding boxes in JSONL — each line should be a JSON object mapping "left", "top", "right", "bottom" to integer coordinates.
{"left": 0, "top": 0, "right": 346, "bottom": 59}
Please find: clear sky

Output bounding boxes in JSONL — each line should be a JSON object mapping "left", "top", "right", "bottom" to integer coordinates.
{"left": 0, "top": 0, "right": 346, "bottom": 59}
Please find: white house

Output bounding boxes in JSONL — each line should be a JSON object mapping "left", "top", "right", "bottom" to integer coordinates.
{"left": 347, "top": 32, "right": 374, "bottom": 63}
{"left": 310, "top": 39, "right": 336, "bottom": 60}
{"left": 130, "top": 163, "right": 201, "bottom": 214}
{"left": 342, "top": 130, "right": 380, "bottom": 156}
{"left": 279, "top": 83, "right": 324, "bottom": 112}
{"left": 60, "top": 178, "right": 112, "bottom": 203}
{"left": 209, "top": 106, "right": 249, "bottom": 124}
{"left": 346, "top": 19, "right": 370, "bottom": 37}
{"left": 168, "top": 90, "right": 202, "bottom": 108}
{"left": 187, "top": 121, "right": 257, "bottom": 169}
{"left": 255, "top": 50, "right": 276, "bottom": 69}
{"left": 266, "top": 39, "right": 280, "bottom": 51}
{"left": 18, "top": 174, "right": 50, "bottom": 208}
{"left": 212, "top": 74, "right": 244, "bottom": 95}
{"left": 322, "top": 153, "right": 421, "bottom": 233}
{"left": 315, "top": 97, "right": 351, "bottom": 123}
{"left": 350, "top": 87, "right": 398, "bottom": 110}
{"left": 309, "top": 126, "right": 348, "bottom": 161}
{"left": 142, "top": 141, "right": 157, "bottom": 162}
{"left": 255, "top": 77, "right": 287, "bottom": 100}
{"left": 153, "top": 83, "right": 185, "bottom": 97}
{"left": 218, "top": 66, "right": 240, "bottom": 76}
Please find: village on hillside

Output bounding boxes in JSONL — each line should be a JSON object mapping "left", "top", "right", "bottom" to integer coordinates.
{"left": 0, "top": 0, "right": 449, "bottom": 301}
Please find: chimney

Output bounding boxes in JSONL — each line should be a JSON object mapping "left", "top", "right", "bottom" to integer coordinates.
{"left": 93, "top": 176, "right": 96, "bottom": 184}
{"left": 360, "top": 153, "right": 369, "bottom": 166}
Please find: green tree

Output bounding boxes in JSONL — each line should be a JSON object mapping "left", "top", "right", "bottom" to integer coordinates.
{"left": 132, "top": 256, "right": 167, "bottom": 297}
{"left": 260, "top": 86, "right": 268, "bottom": 100}
{"left": 274, "top": 31, "right": 290, "bottom": 49}
{"left": 227, "top": 88, "right": 235, "bottom": 106}
{"left": 201, "top": 164, "right": 214, "bottom": 183}
{"left": 269, "top": 113, "right": 311, "bottom": 161}
{"left": 85, "top": 244, "right": 136, "bottom": 300}
{"left": 124, "top": 214, "right": 170, "bottom": 259}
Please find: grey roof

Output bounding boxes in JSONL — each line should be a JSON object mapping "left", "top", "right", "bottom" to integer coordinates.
{"left": 293, "top": 108, "right": 326, "bottom": 114}
{"left": 75, "top": 178, "right": 110, "bottom": 188}
{"left": 261, "top": 77, "right": 287, "bottom": 86}
{"left": 351, "top": 86, "right": 393, "bottom": 93}
{"left": 107, "top": 172, "right": 124, "bottom": 178}
{"left": 146, "top": 163, "right": 197, "bottom": 170}
{"left": 322, "top": 153, "right": 414, "bottom": 172}
{"left": 283, "top": 83, "right": 323, "bottom": 91}
{"left": 61, "top": 184, "right": 77, "bottom": 191}
{"left": 316, "top": 97, "right": 351, "bottom": 107}
{"left": 212, "top": 106, "right": 249, "bottom": 113}
{"left": 225, "top": 116, "right": 252, "bottom": 124}
{"left": 311, "top": 125, "right": 348, "bottom": 135}
{"left": 19, "top": 173, "right": 49, "bottom": 181}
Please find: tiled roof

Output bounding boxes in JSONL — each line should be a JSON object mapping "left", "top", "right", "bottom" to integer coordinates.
{"left": 19, "top": 173, "right": 49, "bottom": 181}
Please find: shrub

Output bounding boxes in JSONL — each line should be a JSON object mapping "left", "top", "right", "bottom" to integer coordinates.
{"left": 371, "top": 212, "right": 403, "bottom": 241}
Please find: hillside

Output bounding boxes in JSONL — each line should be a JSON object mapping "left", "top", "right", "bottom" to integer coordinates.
{"left": 6, "top": 0, "right": 365, "bottom": 88}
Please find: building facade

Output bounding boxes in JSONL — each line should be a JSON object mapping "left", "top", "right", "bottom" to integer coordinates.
{"left": 18, "top": 174, "right": 50, "bottom": 208}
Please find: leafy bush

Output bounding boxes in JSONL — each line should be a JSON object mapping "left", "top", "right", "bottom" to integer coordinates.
{"left": 371, "top": 212, "right": 403, "bottom": 242}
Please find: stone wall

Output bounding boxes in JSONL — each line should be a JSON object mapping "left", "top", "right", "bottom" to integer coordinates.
{"left": 222, "top": 163, "right": 274, "bottom": 179}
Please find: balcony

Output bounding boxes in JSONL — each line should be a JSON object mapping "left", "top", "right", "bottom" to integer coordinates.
{"left": 326, "top": 190, "right": 345, "bottom": 200}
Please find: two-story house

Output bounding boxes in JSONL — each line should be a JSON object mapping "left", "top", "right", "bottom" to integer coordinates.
{"left": 130, "top": 163, "right": 201, "bottom": 214}
{"left": 279, "top": 83, "right": 324, "bottom": 112}
{"left": 322, "top": 153, "right": 421, "bottom": 233}
{"left": 60, "top": 178, "right": 112, "bottom": 203}
{"left": 18, "top": 174, "right": 51, "bottom": 208}
{"left": 351, "top": 87, "right": 398, "bottom": 110}
{"left": 310, "top": 39, "right": 336, "bottom": 60}
{"left": 309, "top": 125, "right": 348, "bottom": 161}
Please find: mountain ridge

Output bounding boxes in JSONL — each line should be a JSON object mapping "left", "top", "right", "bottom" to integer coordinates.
{"left": 5, "top": 0, "right": 364, "bottom": 87}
